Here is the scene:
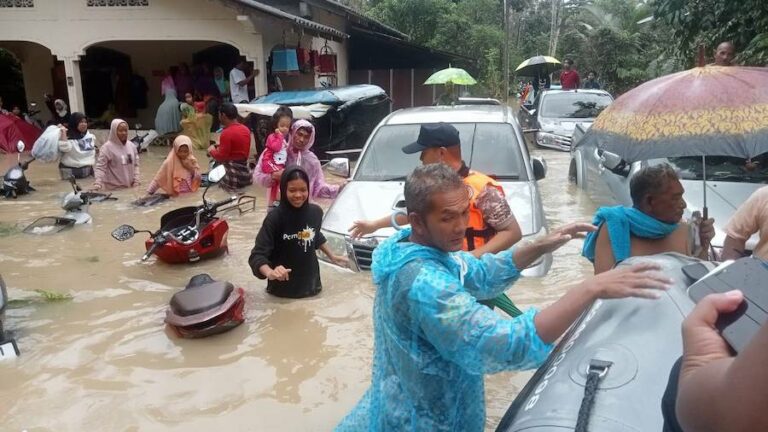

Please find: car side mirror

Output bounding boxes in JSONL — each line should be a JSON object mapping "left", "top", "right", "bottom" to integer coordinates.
{"left": 327, "top": 157, "right": 350, "bottom": 178}
{"left": 16, "top": 141, "right": 25, "bottom": 153}
{"left": 600, "top": 151, "right": 630, "bottom": 177}
{"left": 532, "top": 157, "right": 547, "bottom": 180}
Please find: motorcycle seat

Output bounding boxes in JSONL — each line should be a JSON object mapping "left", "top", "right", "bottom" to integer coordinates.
{"left": 170, "top": 281, "right": 234, "bottom": 316}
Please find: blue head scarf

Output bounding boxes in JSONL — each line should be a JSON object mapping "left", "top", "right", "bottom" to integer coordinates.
{"left": 582, "top": 206, "right": 679, "bottom": 263}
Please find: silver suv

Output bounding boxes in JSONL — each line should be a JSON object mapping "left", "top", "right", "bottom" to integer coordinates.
{"left": 320, "top": 105, "right": 552, "bottom": 276}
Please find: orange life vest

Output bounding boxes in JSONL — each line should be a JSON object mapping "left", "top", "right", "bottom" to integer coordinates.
{"left": 462, "top": 171, "right": 504, "bottom": 251}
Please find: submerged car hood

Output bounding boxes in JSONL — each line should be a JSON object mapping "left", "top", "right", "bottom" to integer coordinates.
{"left": 322, "top": 180, "right": 540, "bottom": 238}
{"left": 681, "top": 180, "right": 763, "bottom": 248}
{"left": 540, "top": 118, "right": 594, "bottom": 138}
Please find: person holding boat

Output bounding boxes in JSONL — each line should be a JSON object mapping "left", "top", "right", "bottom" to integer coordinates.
{"left": 583, "top": 164, "right": 716, "bottom": 274}
{"left": 335, "top": 163, "right": 670, "bottom": 432}
{"left": 349, "top": 123, "right": 523, "bottom": 314}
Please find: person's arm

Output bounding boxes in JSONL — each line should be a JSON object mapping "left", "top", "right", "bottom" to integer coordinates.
{"left": 209, "top": 132, "right": 230, "bottom": 161}
{"left": 265, "top": 132, "right": 284, "bottom": 152}
{"left": 412, "top": 261, "right": 668, "bottom": 374}
{"left": 132, "top": 149, "right": 140, "bottom": 187}
{"left": 460, "top": 223, "right": 598, "bottom": 299}
{"left": 146, "top": 178, "right": 159, "bottom": 195}
{"left": 252, "top": 152, "right": 277, "bottom": 188}
{"left": 722, "top": 235, "right": 748, "bottom": 260}
{"left": 248, "top": 213, "right": 279, "bottom": 280}
{"left": 91, "top": 147, "right": 109, "bottom": 190}
{"left": 58, "top": 139, "right": 73, "bottom": 153}
{"left": 472, "top": 185, "right": 522, "bottom": 257}
{"left": 677, "top": 291, "right": 768, "bottom": 432}
{"left": 349, "top": 213, "right": 406, "bottom": 239}
{"left": 307, "top": 154, "right": 340, "bottom": 199}
{"left": 593, "top": 225, "right": 616, "bottom": 274}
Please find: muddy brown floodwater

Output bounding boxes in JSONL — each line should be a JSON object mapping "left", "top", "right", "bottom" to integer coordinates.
{"left": 0, "top": 144, "right": 596, "bottom": 431}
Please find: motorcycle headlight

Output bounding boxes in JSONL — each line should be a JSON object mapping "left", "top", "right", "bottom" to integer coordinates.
{"left": 319, "top": 230, "right": 348, "bottom": 263}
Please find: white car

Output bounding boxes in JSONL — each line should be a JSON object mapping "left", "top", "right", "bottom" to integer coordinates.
{"left": 319, "top": 105, "right": 552, "bottom": 275}
{"left": 570, "top": 123, "right": 764, "bottom": 254}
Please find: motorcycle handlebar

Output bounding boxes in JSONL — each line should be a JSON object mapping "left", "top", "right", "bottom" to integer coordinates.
{"left": 208, "top": 196, "right": 238, "bottom": 211}
{"left": 141, "top": 240, "right": 163, "bottom": 262}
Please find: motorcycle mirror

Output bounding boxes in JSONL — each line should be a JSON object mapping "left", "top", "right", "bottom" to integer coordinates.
{"left": 111, "top": 224, "right": 137, "bottom": 241}
{"left": 16, "top": 141, "right": 25, "bottom": 153}
{"left": 207, "top": 165, "right": 226, "bottom": 184}
{"left": 29, "top": 102, "right": 37, "bottom": 109}
{"left": 135, "top": 123, "right": 142, "bottom": 130}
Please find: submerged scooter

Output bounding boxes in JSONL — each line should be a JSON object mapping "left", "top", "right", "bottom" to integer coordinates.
{"left": 2, "top": 141, "right": 35, "bottom": 199}
{"left": 164, "top": 273, "right": 245, "bottom": 338}
{"left": 0, "top": 274, "right": 20, "bottom": 360}
{"left": 111, "top": 165, "right": 256, "bottom": 264}
{"left": 130, "top": 123, "right": 159, "bottom": 154}
{"left": 23, "top": 176, "right": 116, "bottom": 234}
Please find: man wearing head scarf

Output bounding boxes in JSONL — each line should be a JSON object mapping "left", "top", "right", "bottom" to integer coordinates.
{"left": 145, "top": 135, "right": 201, "bottom": 197}
{"left": 57, "top": 112, "right": 96, "bottom": 179}
{"left": 92, "top": 118, "right": 140, "bottom": 191}
{"left": 252, "top": 119, "right": 343, "bottom": 200}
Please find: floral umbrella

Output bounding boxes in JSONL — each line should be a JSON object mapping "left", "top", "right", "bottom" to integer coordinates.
{"left": 582, "top": 66, "right": 768, "bottom": 216}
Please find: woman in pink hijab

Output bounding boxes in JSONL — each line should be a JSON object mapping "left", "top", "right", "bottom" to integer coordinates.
{"left": 145, "top": 135, "right": 201, "bottom": 196}
{"left": 253, "top": 119, "right": 342, "bottom": 203}
{"left": 92, "top": 118, "right": 140, "bottom": 191}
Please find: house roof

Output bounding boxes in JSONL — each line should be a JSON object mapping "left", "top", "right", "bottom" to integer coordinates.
{"left": 232, "top": 0, "right": 349, "bottom": 41}
{"left": 304, "top": 0, "right": 408, "bottom": 40}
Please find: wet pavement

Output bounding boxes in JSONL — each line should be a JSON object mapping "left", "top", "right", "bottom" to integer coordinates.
{"left": 0, "top": 144, "right": 596, "bottom": 431}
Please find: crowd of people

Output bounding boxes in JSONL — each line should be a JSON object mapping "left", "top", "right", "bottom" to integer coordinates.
{"left": 2, "top": 40, "right": 765, "bottom": 432}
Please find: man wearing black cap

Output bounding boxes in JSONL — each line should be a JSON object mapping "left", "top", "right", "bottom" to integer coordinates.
{"left": 350, "top": 123, "right": 523, "bottom": 312}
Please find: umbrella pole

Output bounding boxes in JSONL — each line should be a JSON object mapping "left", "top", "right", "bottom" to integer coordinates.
{"left": 702, "top": 155, "right": 708, "bottom": 220}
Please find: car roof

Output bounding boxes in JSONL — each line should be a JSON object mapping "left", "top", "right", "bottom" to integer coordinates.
{"left": 382, "top": 105, "right": 518, "bottom": 125}
{"left": 540, "top": 89, "right": 613, "bottom": 98}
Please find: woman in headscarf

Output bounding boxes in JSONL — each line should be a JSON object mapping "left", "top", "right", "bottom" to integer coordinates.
{"left": 144, "top": 135, "right": 201, "bottom": 197}
{"left": 253, "top": 119, "right": 343, "bottom": 201}
{"left": 213, "top": 66, "right": 230, "bottom": 102}
{"left": 45, "top": 96, "right": 71, "bottom": 126}
{"left": 179, "top": 100, "right": 212, "bottom": 150}
{"left": 154, "top": 87, "right": 182, "bottom": 135}
{"left": 57, "top": 112, "right": 96, "bottom": 179}
{"left": 92, "top": 118, "right": 139, "bottom": 191}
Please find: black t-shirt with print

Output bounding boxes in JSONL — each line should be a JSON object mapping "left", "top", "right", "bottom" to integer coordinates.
{"left": 249, "top": 203, "right": 327, "bottom": 298}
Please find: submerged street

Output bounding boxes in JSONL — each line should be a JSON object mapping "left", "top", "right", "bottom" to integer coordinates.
{"left": 0, "top": 146, "right": 595, "bottom": 431}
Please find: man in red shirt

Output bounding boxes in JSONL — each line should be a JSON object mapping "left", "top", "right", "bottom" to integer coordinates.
{"left": 208, "top": 103, "right": 252, "bottom": 192}
{"left": 560, "top": 58, "right": 581, "bottom": 90}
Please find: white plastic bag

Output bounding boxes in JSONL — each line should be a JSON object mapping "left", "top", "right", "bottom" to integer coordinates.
{"left": 31, "top": 125, "right": 61, "bottom": 163}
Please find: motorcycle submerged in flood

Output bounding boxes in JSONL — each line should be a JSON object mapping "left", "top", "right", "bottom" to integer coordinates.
{"left": 23, "top": 176, "right": 116, "bottom": 235}
{"left": 2, "top": 141, "right": 34, "bottom": 199}
{"left": 111, "top": 165, "right": 256, "bottom": 264}
{"left": 0, "top": 274, "right": 20, "bottom": 360}
{"left": 164, "top": 273, "right": 246, "bottom": 338}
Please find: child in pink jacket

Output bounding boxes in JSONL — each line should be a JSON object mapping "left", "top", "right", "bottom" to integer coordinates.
{"left": 261, "top": 106, "right": 293, "bottom": 205}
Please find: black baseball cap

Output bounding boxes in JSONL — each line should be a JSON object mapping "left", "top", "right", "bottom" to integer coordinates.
{"left": 402, "top": 123, "right": 460, "bottom": 154}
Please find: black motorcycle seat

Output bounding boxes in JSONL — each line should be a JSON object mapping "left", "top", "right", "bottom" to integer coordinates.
{"left": 170, "top": 281, "right": 234, "bottom": 317}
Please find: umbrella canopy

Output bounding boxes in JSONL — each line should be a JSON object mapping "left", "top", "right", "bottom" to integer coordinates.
{"left": 515, "top": 55, "right": 561, "bottom": 77}
{"left": 0, "top": 114, "right": 40, "bottom": 153}
{"left": 585, "top": 66, "right": 768, "bottom": 162}
{"left": 424, "top": 68, "right": 477, "bottom": 85}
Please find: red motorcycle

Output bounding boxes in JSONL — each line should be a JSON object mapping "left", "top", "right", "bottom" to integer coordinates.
{"left": 111, "top": 166, "right": 255, "bottom": 264}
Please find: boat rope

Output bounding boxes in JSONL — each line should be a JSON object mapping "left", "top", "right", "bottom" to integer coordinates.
{"left": 575, "top": 359, "right": 612, "bottom": 432}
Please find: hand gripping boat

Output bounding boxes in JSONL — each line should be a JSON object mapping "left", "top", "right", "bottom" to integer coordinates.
{"left": 496, "top": 253, "right": 713, "bottom": 432}
{"left": 165, "top": 274, "right": 245, "bottom": 338}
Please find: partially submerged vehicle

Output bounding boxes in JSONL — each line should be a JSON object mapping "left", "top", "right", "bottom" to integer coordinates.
{"left": 236, "top": 84, "right": 390, "bottom": 160}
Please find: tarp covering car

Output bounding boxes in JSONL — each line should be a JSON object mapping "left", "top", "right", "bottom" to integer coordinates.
{"left": 236, "top": 85, "right": 390, "bottom": 160}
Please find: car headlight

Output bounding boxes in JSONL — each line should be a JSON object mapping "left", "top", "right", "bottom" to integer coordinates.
{"left": 536, "top": 132, "right": 571, "bottom": 147}
{"left": 319, "top": 229, "right": 348, "bottom": 263}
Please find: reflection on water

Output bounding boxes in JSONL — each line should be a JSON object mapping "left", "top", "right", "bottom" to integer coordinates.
{"left": 0, "top": 146, "right": 595, "bottom": 431}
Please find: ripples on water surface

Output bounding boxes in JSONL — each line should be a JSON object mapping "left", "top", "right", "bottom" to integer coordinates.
{"left": 0, "top": 146, "right": 595, "bottom": 431}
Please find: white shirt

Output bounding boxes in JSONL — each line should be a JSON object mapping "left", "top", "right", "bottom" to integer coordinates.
{"left": 229, "top": 68, "right": 249, "bottom": 103}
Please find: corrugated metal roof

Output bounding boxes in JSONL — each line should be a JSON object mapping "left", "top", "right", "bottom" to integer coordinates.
{"left": 306, "top": 0, "right": 408, "bottom": 40}
{"left": 232, "top": 0, "right": 349, "bottom": 40}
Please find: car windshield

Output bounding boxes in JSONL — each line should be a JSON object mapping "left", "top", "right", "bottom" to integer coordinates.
{"left": 540, "top": 93, "right": 612, "bottom": 119}
{"left": 354, "top": 123, "right": 527, "bottom": 181}
{"left": 665, "top": 154, "right": 768, "bottom": 183}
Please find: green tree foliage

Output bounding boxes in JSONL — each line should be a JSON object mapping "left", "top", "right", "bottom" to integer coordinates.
{"left": 653, "top": 0, "right": 768, "bottom": 65}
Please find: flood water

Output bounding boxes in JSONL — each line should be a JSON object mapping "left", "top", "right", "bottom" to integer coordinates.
{"left": 0, "top": 143, "right": 596, "bottom": 431}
